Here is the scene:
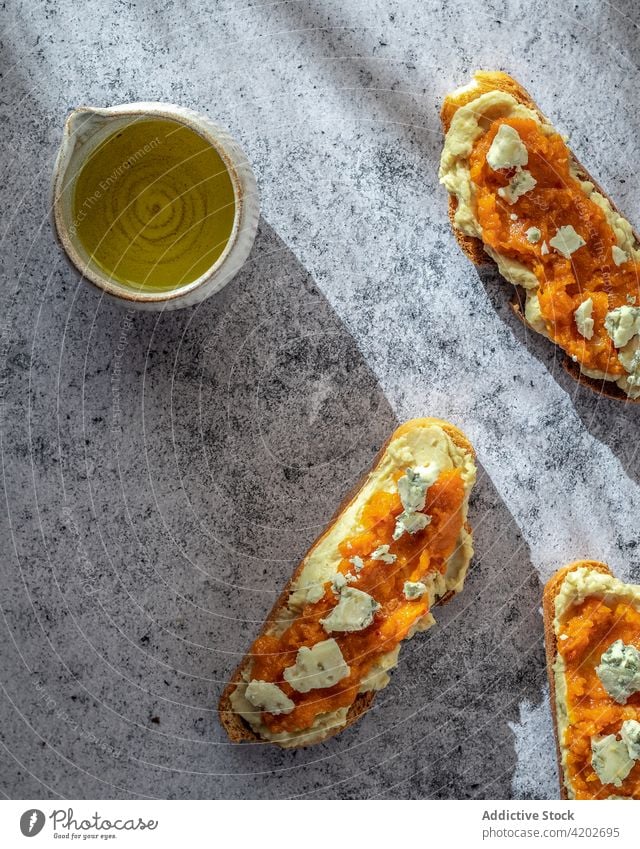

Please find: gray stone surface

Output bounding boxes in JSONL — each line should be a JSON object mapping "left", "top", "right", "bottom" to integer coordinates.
{"left": 1, "top": 0, "right": 640, "bottom": 799}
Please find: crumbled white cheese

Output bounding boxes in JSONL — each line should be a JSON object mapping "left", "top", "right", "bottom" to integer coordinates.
{"left": 283, "top": 638, "right": 350, "bottom": 693}
{"left": 549, "top": 225, "right": 586, "bottom": 258}
{"left": 574, "top": 298, "right": 594, "bottom": 340}
{"left": 349, "top": 555, "right": 365, "bottom": 572}
{"left": 596, "top": 639, "right": 640, "bottom": 703}
{"left": 393, "top": 465, "right": 438, "bottom": 541}
{"left": 526, "top": 226, "right": 541, "bottom": 244}
{"left": 393, "top": 510, "right": 431, "bottom": 540}
{"left": 245, "top": 680, "right": 295, "bottom": 715}
{"left": 498, "top": 168, "right": 537, "bottom": 204}
{"left": 541, "top": 241, "right": 549, "bottom": 255}
{"left": 331, "top": 573, "right": 348, "bottom": 595}
{"left": 320, "top": 587, "right": 380, "bottom": 634}
{"left": 612, "top": 245, "right": 629, "bottom": 266}
{"left": 330, "top": 571, "right": 355, "bottom": 594}
{"left": 604, "top": 305, "right": 640, "bottom": 348}
{"left": 621, "top": 719, "right": 640, "bottom": 761}
{"left": 398, "top": 464, "right": 439, "bottom": 512}
{"left": 590, "top": 719, "right": 640, "bottom": 790}
{"left": 403, "top": 581, "right": 428, "bottom": 600}
{"left": 591, "top": 734, "right": 635, "bottom": 787}
{"left": 510, "top": 213, "right": 518, "bottom": 221}
{"left": 619, "top": 347, "right": 640, "bottom": 392}
{"left": 486, "top": 124, "right": 528, "bottom": 170}
{"left": 370, "top": 544, "right": 396, "bottom": 564}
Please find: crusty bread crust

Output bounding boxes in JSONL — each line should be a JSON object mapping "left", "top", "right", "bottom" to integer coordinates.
{"left": 542, "top": 560, "right": 613, "bottom": 799}
{"left": 218, "top": 417, "right": 475, "bottom": 747}
{"left": 441, "top": 71, "right": 640, "bottom": 403}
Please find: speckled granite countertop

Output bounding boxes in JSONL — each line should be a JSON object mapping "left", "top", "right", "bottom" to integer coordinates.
{"left": 2, "top": 0, "right": 639, "bottom": 799}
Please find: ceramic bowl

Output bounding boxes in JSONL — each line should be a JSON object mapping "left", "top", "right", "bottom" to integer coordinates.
{"left": 51, "top": 102, "right": 260, "bottom": 310}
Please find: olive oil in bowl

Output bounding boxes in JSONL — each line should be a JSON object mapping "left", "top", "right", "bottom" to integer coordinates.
{"left": 73, "top": 118, "right": 236, "bottom": 292}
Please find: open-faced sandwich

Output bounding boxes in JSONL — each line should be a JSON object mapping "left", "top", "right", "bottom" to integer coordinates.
{"left": 544, "top": 561, "right": 640, "bottom": 799}
{"left": 439, "top": 71, "right": 640, "bottom": 400}
{"left": 219, "top": 418, "right": 476, "bottom": 747}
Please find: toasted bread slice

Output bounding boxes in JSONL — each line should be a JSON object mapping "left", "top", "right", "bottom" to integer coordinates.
{"left": 219, "top": 417, "right": 476, "bottom": 747}
{"left": 543, "top": 561, "right": 640, "bottom": 799}
{"left": 440, "top": 71, "right": 640, "bottom": 402}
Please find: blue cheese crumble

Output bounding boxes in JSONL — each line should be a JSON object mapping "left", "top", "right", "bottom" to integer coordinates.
{"left": 596, "top": 639, "right": 640, "bottom": 704}
{"left": 498, "top": 168, "right": 537, "bottom": 204}
{"left": 526, "top": 226, "right": 541, "bottom": 243}
{"left": 574, "top": 298, "right": 594, "bottom": 340}
{"left": 403, "top": 581, "right": 428, "bottom": 600}
{"left": 621, "top": 720, "right": 640, "bottom": 761}
{"left": 392, "top": 464, "right": 439, "bottom": 541}
{"left": 320, "top": 587, "right": 380, "bottom": 634}
{"left": 349, "top": 555, "right": 365, "bottom": 572}
{"left": 245, "top": 680, "right": 295, "bottom": 715}
{"left": 486, "top": 124, "right": 528, "bottom": 170}
{"left": 283, "top": 638, "right": 350, "bottom": 693}
{"left": 549, "top": 225, "right": 586, "bottom": 258}
{"left": 591, "top": 734, "right": 634, "bottom": 787}
{"left": 370, "top": 544, "right": 396, "bottom": 564}
{"left": 604, "top": 305, "right": 640, "bottom": 348}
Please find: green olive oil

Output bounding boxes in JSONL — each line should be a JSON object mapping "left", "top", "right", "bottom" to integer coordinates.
{"left": 73, "top": 118, "right": 236, "bottom": 291}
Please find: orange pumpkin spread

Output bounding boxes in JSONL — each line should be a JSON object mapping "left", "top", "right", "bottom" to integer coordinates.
{"left": 469, "top": 116, "right": 640, "bottom": 379}
{"left": 558, "top": 597, "right": 640, "bottom": 799}
{"left": 249, "top": 469, "right": 466, "bottom": 733}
